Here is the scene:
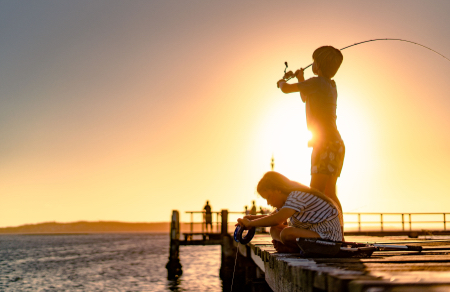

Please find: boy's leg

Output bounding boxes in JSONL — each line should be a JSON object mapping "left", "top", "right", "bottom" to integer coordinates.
{"left": 324, "top": 174, "right": 341, "bottom": 209}
{"left": 270, "top": 225, "right": 321, "bottom": 252}
{"left": 269, "top": 224, "right": 287, "bottom": 242}
{"left": 270, "top": 224, "right": 297, "bottom": 252}
{"left": 310, "top": 140, "right": 345, "bottom": 211}
{"left": 310, "top": 173, "right": 328, "bottom": 192}
{"left": 310, "top": 174, "right": 342, "bottom": 211}
{"left": 280, "top": 226, "right": 320, "bottom": 249}
{"left": 272, "top": 226, "right": 321, "bottom": 253}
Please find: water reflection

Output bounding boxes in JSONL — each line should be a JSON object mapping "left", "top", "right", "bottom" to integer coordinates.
{"left": 1, "top": 234, "right": 223, "bottom": 292}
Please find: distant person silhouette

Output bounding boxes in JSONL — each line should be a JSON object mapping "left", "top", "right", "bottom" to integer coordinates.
{"left": 260, "top": 206, "right": 265, "bottom": 215}
{"left": 244, "top": 205, "right": 249, "bottom": 216}
{"left": 204, "top": 201, "right": 212, "bottom": 233}
{"left": 251, "top": 200, "right": 257, "bottom": 216}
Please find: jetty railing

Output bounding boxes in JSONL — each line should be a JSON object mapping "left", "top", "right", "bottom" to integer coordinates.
{"left": 344, "top": 212, "right": 450, "bottom": 232}
{"left": 184, "top": 211, "right": 450, "bottom": 235}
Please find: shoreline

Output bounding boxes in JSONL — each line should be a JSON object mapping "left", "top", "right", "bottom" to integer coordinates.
{"left": 0, "top": 221, "right": 219, "bottom": 234}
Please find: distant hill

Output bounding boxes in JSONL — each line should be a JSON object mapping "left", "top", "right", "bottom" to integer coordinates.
{"left": 0, "top": 221, "right": 171, "bottom": 234}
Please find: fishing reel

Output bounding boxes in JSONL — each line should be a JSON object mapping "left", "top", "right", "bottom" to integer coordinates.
{"left": 277, "top": 62, "right": 298, "bottom": 88}
{"left": 277, "top": 61, "right": 313, "bottom": 88}
{"left": 282, "top": 62, "right": 297, "bottom": 81}
{"left": 233, "top": 225, "right": 256, "bottom": 244}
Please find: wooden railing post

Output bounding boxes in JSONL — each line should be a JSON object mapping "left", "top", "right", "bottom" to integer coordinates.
{"left": 216, "top": 212, "right": 219, "bottom": 232}
{"left": 221, "top": 209, "right": 228, "bottom": 235}
{"left": 445, "top": 213, "right": 447, "bottom": 231}
{"left": 358, "top": 213, "right": 361, "bottom": 232}
{"left": 202, "top": 211, "right": 204, "bottom": 233}
{"left": 380, "top": 214, "right": 383, "bottom": 231}
{"left": 402, "top": 214, "right": 405, "bottom": 231}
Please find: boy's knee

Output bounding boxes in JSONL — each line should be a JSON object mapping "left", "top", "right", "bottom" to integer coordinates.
{"left": 269, "top": 225, "right": 279, "bottom": 237}
{"left": 279, "top": 227, "right": 296, "bottom": 244}
{"left": 270, "top": 224, "right": 286, "bottom": 241}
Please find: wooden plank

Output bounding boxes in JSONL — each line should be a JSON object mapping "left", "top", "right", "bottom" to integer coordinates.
{"left": 250, "top": 247, "right": 265, "bottom": 272}
{"left": 179, "top": 239, "right": 222, "bottom": 245}
{"left": 322, "top": 262, "right": 450, "bottom": 272}
{"left": 371, "top": 271, "right": 450, "bottom": 280}
{"left": 349, "top": 280, "right": 450, "bottom": 292}
{"left": 312, "top": 255, "right": 450, "bottom": 264}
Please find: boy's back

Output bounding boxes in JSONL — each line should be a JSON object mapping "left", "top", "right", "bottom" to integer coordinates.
{"left": 298, "top": 76, "right": 342, "bottom": 146}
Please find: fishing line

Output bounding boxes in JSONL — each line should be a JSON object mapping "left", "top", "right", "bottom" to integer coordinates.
{"left": 230, "top": 243, "right": 239, "bottom": 292}
{"left": 284, "top": 38, "right": 450, "bottom": 81}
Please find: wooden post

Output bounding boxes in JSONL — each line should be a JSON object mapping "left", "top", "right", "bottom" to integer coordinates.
{"left": 202, "top": 211, "right": 204, "bottom": 233}
{"left": 358, "top": 213, "right": 361, "bottom": 232}
{"left": 216, "top": 212, "right": 219, "bottom": 232}
{"left": 402, "top": 214, "right": 405, "bottom": 231}
{"left": 380, "top": 213, "right": 383, "bottom": 232}
{"left": 444, "top": 213, "right": 447, "bottom": 231}
{"left": 220, "top": 209, "right": 238, "bottom": 284}
{"left": 221, "top": 209, "right": 228, "bottom": 235}
{"left": 166, "top": 210, "right": 182, "bottom": 279}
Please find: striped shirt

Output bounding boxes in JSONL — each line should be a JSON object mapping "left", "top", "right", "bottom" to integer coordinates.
{"left": 280, "top": 191, "right": 342, "bottom": 241}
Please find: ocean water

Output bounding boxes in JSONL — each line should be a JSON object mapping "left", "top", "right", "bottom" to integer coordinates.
{"left": 0, "top": 233, "right": 223, "bottom": 292}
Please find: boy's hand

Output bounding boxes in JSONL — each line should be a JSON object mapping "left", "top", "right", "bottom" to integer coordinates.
{"left": 237, "top": 218, "right": 252, "bottom": 229}
{"left": 283, "top": 70, "right": 295, "bottom": 80}
{"left": 277, "top": 79, "right": 286, "bottom": 88}
{"left": 295, "top": 68, "right": 305, "bottom": 82}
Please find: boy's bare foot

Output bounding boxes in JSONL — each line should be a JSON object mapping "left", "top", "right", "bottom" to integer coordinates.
{"left": 272, "top": 239, "right": 300, "bottom": 253}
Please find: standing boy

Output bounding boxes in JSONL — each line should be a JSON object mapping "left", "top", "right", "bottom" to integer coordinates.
{"left": 277, "top": 46, "right": 344, "bottom": 212}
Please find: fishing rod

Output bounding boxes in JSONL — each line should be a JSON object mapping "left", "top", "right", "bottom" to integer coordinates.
{"left": 282, "top": 38, "right": 450, "bottom": 82}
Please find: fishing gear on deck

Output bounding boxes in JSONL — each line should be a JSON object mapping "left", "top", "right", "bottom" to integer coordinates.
{"left": 233, "top": 225, "right": 256, "bottom": 244}
{"left": 280, "top": 38, "right": 450, "bottom": 83}
{"left": 296, "top": 238, "right": 423, "bottom": 258}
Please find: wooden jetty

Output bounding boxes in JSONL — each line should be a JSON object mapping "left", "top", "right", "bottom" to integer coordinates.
{"left": 166, "top": 210, "right": 450, "bottom": 291}
{"left": 244, "top": 235, "right": 450, "bottom": 292}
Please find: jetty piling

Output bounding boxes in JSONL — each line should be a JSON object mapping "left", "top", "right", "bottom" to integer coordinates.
{"left": 166, "top": 209, "right": 271, "bottom": 290}
{"left": 166, "top": 209, "right": 237, "bottom": 279}
{"left": 166, "top": 210, "right": 182, "bottom": 279}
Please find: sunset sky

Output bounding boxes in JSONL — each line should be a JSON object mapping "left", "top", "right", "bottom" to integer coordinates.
{"left": 2, "top": 1, "right": 450, "bottom": 228}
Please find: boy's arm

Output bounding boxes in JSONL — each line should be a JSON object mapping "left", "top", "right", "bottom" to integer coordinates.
{"left": 276, "top": 68, "right": 306, "bottom": 94}
{"left": 244, "top": 214, "right": 266, "bottom": 220}
{"left": 238, "top": 208, "right": 296, "bottom": 228}
{"left": 277, "top": 80, "right": 300, "bottom": 94}
{"left": 295, "top": 69, "right": 306, "bottom": 102}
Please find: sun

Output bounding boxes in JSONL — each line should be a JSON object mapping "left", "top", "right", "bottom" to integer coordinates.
{"left": 256, "top": 95, "right": 313, "bottom": 183}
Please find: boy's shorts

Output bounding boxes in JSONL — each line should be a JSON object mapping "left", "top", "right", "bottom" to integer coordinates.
{"left": 311, "top": 140, "right": 345, "bottom": 177}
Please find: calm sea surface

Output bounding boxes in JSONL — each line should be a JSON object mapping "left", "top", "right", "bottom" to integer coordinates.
{"left": 0, "top": 233, "right": 223, "bottom": 291}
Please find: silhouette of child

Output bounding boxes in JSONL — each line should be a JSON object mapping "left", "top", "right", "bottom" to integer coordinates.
{"left": 277, "top": 46, "right": 344, "bottom": 212}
